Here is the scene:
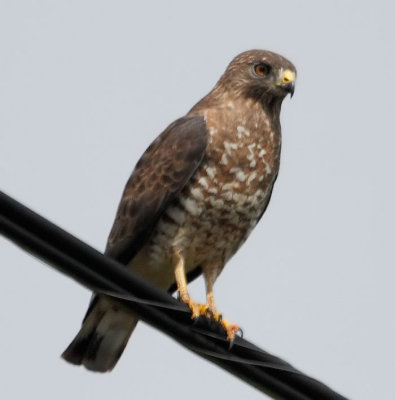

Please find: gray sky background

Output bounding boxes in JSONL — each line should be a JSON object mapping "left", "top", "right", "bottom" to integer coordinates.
{"left": 1, "top": 1, "right": 394, "bottom": 399}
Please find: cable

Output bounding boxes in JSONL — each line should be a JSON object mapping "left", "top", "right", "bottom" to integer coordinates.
{"left": 0, "top": 190, "right": 348, "bottom": 400}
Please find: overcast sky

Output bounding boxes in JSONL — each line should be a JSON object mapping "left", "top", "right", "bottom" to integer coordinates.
{"left": 1, "top": 1, "right": 395, "bottom": 399}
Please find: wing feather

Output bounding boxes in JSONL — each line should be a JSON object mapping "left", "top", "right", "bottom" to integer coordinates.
{"left": 105, "top": 116, "right": 207, "bottom": 264}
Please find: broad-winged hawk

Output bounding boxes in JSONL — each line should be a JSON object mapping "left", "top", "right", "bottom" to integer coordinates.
{"left": 62, "top": 49, "right": 296, "bottom": 372}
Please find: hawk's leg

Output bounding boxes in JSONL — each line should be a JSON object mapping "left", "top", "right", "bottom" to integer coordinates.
{"left": 173, "top": 250, "right": 209, "bottom": 318}
{"left": 205, "top": 272, "right": 240, "bottom": 341}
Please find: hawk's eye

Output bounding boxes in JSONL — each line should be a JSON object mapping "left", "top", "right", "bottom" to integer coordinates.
{"left": 254, "top": 63, "right": 271, "bottom": 77}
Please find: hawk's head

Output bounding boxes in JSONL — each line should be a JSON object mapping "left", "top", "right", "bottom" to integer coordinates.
{"left": 218, "top": 49, "right": 296, "bottom": 103}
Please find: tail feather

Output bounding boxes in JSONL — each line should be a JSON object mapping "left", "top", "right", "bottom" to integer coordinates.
{"left": 62, "top": 298, "right": 138, "bottom": 372}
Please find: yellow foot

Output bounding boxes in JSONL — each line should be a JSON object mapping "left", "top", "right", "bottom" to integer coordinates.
{"left": 184, "top": 298, "right": 210, "bottom": 319}
{"left": 221, "top": 318, "right": 240, "bottom": 341}
{"left": 208, "top": 310, "right": 240, "bottom": 341}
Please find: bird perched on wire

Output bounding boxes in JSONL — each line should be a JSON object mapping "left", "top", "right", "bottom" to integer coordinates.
{"left": 62, "top": 49, "right": 296, "bottom": 372}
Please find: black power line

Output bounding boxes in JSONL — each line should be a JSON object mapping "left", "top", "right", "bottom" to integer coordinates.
{"left": 0, "top": 190, "right": 348, "bottom": 400}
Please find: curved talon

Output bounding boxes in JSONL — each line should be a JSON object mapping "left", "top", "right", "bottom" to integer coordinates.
{"left": 221, "top": 318, "right": 240, "bottom": 341}
{"left": 209, "top": 310, "right": 222, "bottom": 323}
{"left": 227, "top": 328, "right": 243, "bottom": 349}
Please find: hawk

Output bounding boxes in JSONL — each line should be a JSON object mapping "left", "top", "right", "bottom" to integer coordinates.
{"left": 62, "top": 49, "right": 296, "bottom": 372}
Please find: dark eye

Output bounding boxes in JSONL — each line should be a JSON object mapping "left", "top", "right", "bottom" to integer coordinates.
{"left": 254, "top": 63, "right": 271, "bottom": 77}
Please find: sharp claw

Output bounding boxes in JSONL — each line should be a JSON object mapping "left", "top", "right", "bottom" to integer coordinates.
{"left": 220, "top": 318, "right": 240, "bottom": 341}
{"left": 227, "top": 328, "right": 242, "bottom": 348}
{"left": 207, "top": 309, "right": 222, "bottom": 323}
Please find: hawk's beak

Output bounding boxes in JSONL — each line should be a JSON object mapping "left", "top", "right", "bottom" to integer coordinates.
{"left": 278, "top": 69, "right": 296, "bottom": 98}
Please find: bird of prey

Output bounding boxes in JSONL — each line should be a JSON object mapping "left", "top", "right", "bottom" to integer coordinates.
{"left": 62, "top": 49, "right": 296, "bottom": 372}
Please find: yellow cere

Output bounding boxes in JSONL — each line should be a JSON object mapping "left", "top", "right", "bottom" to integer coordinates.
{"left": 282, "top": 69, "right": 295, "bottom": 84}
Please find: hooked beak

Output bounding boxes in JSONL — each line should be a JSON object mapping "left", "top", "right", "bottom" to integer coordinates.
{"left": 284, "top": 81, "right": 295, "bottom": 98}
{"left": 277, "top": 69, "right": 296, "bottom": 98}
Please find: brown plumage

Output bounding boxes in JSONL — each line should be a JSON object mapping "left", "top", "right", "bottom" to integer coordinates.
{"left": 62, "top": 49, "right": 296, "bottom": 372}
